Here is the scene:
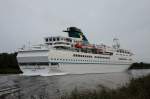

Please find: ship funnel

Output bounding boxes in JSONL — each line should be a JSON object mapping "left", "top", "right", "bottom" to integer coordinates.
{"left": 63, "top": 27, "right": 89, "bottom": 44}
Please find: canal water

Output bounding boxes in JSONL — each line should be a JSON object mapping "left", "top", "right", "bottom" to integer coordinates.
{"left": 0, "top": 69, "right": 150, "bottom": 99}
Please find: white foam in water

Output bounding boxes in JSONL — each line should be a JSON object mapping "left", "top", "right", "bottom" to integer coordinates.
{"left": 40, "top": 72, "right": 68, "bottom": 76}
{"left": 20, "top": 72, "right": 68, "bottom": 76}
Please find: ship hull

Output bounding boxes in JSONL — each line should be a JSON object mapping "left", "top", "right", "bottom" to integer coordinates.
{"left": 19, "top": 63, "right": 130, "bottom": 76}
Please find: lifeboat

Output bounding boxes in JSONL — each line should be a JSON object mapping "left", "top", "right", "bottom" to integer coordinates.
{"left": 75, "top": 43, "right": 82, "bottom": 48}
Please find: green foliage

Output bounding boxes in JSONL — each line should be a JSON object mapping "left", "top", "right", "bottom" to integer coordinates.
{"left": 62, "top": 74, "right": 150, "bottom": 99}
{"left": 0, "top": 53, "right": 22, "bottom": 74}
{"left": 129, "top": 62, "right": 150, "bottom": 69}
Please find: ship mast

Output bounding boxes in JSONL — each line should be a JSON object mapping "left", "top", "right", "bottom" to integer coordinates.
{"left": 113, "top": 38, "right": 120, "bottom": 49}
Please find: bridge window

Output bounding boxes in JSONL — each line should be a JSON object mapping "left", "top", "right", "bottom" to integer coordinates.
{"left": 45, "top": 38, "right": 48, "bottom": 42}
{"left": 57, "top": 37, "right": 60, "bottom": 41}
{"left": 53, "top": 38, "right": 56, "bottom": 41}
{"left": 49, "top": 38, "right": 52, "bottom": 41}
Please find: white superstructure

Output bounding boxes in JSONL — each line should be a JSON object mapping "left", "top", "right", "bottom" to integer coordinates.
{"left": 17, "top": 27, "right": 134, "bottom": 76}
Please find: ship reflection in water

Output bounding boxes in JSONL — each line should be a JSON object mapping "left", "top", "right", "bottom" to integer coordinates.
{"left": 0, "top": 70, "right": 150, "bottom": 99}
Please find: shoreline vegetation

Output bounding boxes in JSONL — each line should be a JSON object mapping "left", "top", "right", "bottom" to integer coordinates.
{"left": 129, "top": 62, "right": 150, "bottom": 69}
{"left": 61, "top": 74, "right": 150, "bottom": 99}
{"left": 0, "top": 53, "right": 22, "bottom": 74}
{"left": 0, "top": 53, "right": 150, "bottom": 74}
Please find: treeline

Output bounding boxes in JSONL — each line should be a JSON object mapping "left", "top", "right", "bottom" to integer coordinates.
{"left": 129, "top": 62, "right": 150, "bottom": 69}
{"left": 0, "top": 53, "right": 22, "bottom": 74}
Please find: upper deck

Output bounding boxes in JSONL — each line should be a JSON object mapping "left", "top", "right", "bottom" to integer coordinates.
{"left": 18, "top": 27, "right": 133, "bottom": 57}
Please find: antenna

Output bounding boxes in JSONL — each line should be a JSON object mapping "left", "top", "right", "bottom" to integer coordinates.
{"left": 113, "top": 38, "right": 120, "bottom": 49}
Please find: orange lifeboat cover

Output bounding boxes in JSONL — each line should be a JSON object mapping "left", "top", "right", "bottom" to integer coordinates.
{"left": 75, "top": 43, "right": 82, "bottom": 48}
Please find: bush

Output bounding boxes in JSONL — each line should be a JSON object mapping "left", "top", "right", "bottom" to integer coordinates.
{"left": 62, "top": 74, "right": 150, "bottom": 99}
{"left": 0, "top": 53, "right": 22, "bottom": 74}
{"left": 129, "top": 62, "right": 150, "bottom": 69}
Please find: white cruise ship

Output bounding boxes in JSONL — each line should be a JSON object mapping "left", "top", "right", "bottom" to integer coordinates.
{"left": 17, "top": 27, "right": 134, "bottom": 76}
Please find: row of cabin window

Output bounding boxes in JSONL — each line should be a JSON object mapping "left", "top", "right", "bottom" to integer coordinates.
{"left": 118, "top": 58, "right": 132, "bottom": 61}
{"left": 116, "top": 53, "right": 131, "bottom": 56}
{"left": 73, "top": 54, "right": 92, "bottom": 58}
{"left": 51, "top": 58, "right": 109, "bottom": 62}
{"left": 46, "top": 42, "right": 71, "bottom": 45}
{"left": 117, "top": 50, "right": 130, "bottom": 54}
{"left": 54, "top": 42, "right": 70, "bottom": 45}
{"left": 94, "top": 56, "right": 110, "bottom": 59}
{"left": 73, "top": 54, "right": 110, "bottom": 59}
{"left": 45, "top": 37, "right": 72, "bottom": 42}
{"left": 118, "top": 58, "right": 128, "bottom": 60}
{"left": 19, "top": 62, "right": 49, "bottom": 65}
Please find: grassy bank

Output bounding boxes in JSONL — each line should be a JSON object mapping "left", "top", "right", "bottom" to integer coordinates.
{"left": 61, "top": 74, "right": 150, "bottom": 99}
{"left": 0, "top": 53, "right": 22, "bottom": 74}
{"left": 129, "top": 62, "right": 150, "bottom": 69}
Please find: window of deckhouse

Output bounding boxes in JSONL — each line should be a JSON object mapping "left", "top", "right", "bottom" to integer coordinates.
{"left": 46, "top": 38, "right": 48, "bottom": 42}
{"left": 57, "top": 37, "right": 60, "bottom": 41}
{"left": 53, "top": 38, "right": 56, "bottom": 41}
{"left": 49, "top": 38, "right": 52, "bottom": 41}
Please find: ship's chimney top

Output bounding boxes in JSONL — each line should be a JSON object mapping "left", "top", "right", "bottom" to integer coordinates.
{"left": 63, "top": 27, "right": 82, "bottom": 33}
{"left": 63, "top": 27, "right": 89, "bottom": 44}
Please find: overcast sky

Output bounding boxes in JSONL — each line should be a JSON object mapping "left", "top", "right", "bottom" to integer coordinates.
{"left": 0, "top": 0, "right": 150, "bottom": 62}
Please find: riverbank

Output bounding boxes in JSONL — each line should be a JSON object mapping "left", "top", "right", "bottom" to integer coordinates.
{"left": 0, "top": 68, "right": 22, "bottom": 74}
{"left": 129, "top": 62, "right": 150, "bottom": 69}
{"left": 0, "top": 53, "right": 22, "bottom": 74}
{"left": 61, "top": 74, "right": 150, "bottom": 99}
